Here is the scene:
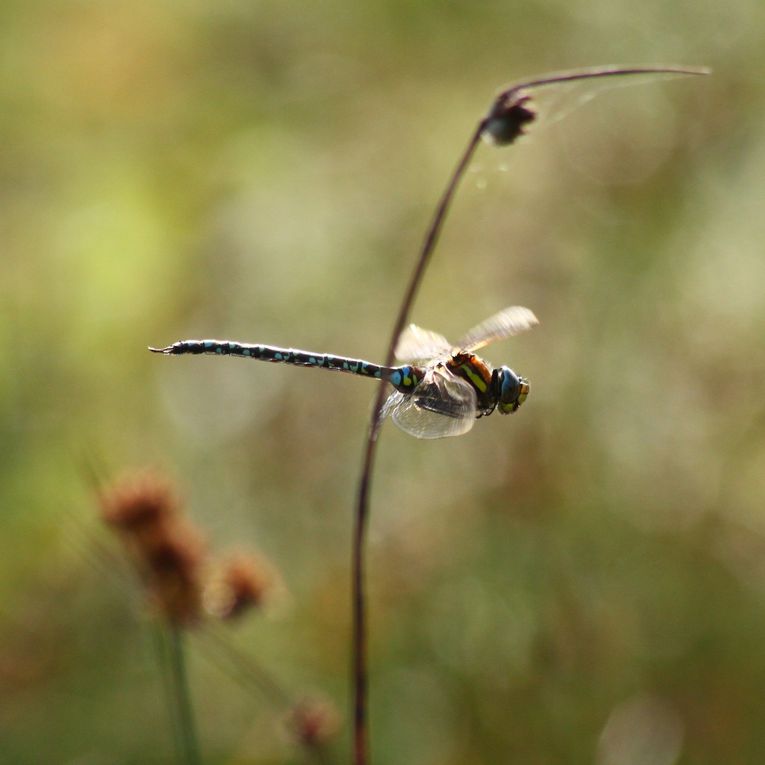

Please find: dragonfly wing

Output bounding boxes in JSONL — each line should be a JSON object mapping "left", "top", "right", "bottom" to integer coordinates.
{"left": 395, "top": 323, "right": 452, "bottom": 363}
{"left": 382, "top": 368, "right": 477, "bottom": 439}
{"left": 381, "top": 389, "right": 408, "bottom": 420}
{"left": 456, "top": 306, "right": 538, "bottom": 353}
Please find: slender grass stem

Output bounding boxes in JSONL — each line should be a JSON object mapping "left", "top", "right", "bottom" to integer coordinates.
{"left": 197, "top": 628, "right": 339, "bottom": 763}
{"left": 197, "top": 624, "right": 293, "bottom": 709}
{"left": 152, "top": 624, "right": 184, "bottom": 763}
{"left": 167, "top": 626, "right": 202, "bottom": 765}
{"left": 349, "top": 63, "right": 708, "bottom": 765}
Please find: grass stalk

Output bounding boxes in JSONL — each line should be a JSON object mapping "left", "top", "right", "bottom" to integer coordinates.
{"left": 166, "top": 626, "right": 202, "bottom": 765}
{"left": 349, "top": 63, "right": 708, "bottom": 765}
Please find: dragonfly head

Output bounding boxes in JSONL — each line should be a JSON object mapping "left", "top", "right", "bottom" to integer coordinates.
{"left": 493, "top": 366, "right": 530, "bottom": 414}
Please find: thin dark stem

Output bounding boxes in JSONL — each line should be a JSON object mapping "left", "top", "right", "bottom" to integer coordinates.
{"left": 167, "top": 626, "right": 202, "bottom": 765}
{"left": 349, "top": 63, "right": 709, "bottom": 765}
{"left": 351, "top": 123, "right": 484, "bottom": 765}
{"left": 496, "top": 64, "right": 709, "bottom": 97}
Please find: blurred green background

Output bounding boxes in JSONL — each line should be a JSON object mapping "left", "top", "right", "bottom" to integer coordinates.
{"left": 2, "top": 1, "right": 765, "bottom": 763}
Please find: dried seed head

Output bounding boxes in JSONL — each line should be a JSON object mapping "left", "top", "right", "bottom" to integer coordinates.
{"left": 99, "top": 471, "right": 178, "bottom": 531}
{"left": 287, "top": 697, "right": 341, "bottom": 749}
{"left": 481, "top": 90, "right": 536, "bottom": 146}
{"left": 99, "top": 471, "right": 206, "bottom": 626}
{"left": 205, "top": 553, "right": 274, "bottom": 621}
{"left": 143, "top": 522, "right": 206, "bottom": 625}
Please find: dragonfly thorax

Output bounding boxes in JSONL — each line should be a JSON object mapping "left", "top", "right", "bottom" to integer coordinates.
{"left": 445, "top": 352, "right": 527, "bottom": 418}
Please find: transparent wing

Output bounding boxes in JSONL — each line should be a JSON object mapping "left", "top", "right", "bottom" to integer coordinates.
{"left": 394, "top": 324, "right": 452, "bottom": 363}
{"left": 381, "top": 367, "right": 477, "bottom": 439}
{"left": 456, "top": 306, "right": 538, "bottom": 353}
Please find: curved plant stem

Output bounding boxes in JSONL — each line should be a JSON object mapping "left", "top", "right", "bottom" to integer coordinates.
{"left": 497, "top": 63, "right": 709, "bottom": 94}
{"left": 349, "top": 63, "right": 709, "bottom": 765}
{"left": 351, "top": 122, "right": 484, "bottom": 765}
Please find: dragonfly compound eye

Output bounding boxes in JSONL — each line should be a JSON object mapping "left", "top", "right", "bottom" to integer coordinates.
{"left": 496, "top": 367, "right": 529, "bottom": 414}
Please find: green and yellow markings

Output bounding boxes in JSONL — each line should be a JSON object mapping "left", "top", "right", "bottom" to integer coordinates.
{"left": 459, "top": 362, "right": 488, "bottom": 393}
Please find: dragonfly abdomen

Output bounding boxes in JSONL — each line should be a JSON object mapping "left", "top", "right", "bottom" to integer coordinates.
{"left": 387, "top": 365, "right": 424, "bottom": 393}
{"left": 149, "top": 339, "right": 423, "bottom": 390}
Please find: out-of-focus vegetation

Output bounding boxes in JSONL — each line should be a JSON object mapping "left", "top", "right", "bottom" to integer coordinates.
{"left": 2, "top": 1, "right": 765, "bottom": 763}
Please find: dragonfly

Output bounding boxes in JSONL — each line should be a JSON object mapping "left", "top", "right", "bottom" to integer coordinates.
{"left": 149, "top": 305, "right": 538, "bottom": 439}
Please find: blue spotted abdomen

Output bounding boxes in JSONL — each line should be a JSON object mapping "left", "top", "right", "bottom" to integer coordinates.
{"left": 152, "top": 339, "right": 423, "bottom": 390}
{"left": 386, "top": 365, "right": 423, "bottom": 392}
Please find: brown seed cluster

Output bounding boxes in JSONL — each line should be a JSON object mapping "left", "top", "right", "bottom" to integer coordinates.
{"left": 205, "top": 553, "right": 273, "bottom": 621}
{"left": 287, "top": 697, "right": 341, "bottom": 749}
{"left": 100, "top": 472, "right": 205, "bottom": 626}
{"left": 100, "top": 471, "right": 276, "bottom": 627}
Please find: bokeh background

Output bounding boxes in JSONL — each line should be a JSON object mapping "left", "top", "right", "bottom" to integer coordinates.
{"left": 3, "top": 1, "right": 765, "bottom": 763}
